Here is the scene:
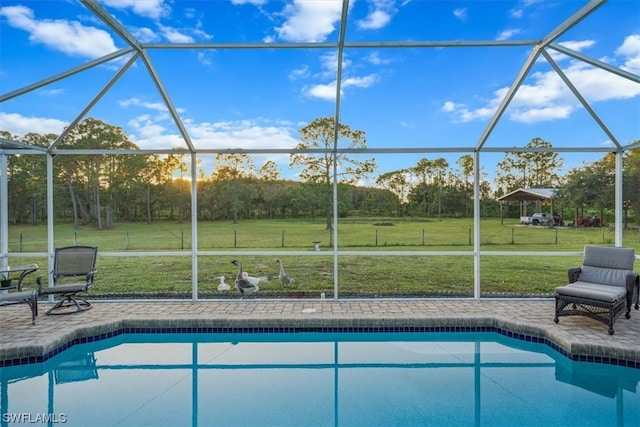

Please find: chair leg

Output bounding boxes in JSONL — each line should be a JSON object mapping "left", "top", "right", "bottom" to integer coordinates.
{"left": 46, "top": 295, "right": 92, "bottom": 315}
{"left": 29, "top": 292, "right": 37, "bottom": 325}
{"left": 45, "top": 298, "right": 67, "bottom": 315}
{"left": 554, "top": 298, "right": 569, "bottom": 323}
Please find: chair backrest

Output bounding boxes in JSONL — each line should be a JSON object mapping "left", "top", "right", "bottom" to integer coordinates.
{"left": 53, "top": 246, "right": 98, "bottom": 280}
{"left": 580, "top": 245, "right": 635, "bottom": 287}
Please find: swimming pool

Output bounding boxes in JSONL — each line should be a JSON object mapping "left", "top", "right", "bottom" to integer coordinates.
{"left": 1, "top": 331, "right": 639, "bottom": 426}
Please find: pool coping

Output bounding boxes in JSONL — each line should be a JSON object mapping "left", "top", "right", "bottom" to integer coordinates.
{"left": 2, "top": 311, "right": 640, "bottom": 369}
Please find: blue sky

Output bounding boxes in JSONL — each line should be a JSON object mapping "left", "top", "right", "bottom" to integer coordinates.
{"left": 0, "top": 0, "right": 639, "bottom": 185}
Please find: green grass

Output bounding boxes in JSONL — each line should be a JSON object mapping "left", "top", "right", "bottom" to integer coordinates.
{"left": 5, "top": 218, "right": 639, "bottom": 299}
{"left": 7, "top": 217, "right": 640, "bottom": 251}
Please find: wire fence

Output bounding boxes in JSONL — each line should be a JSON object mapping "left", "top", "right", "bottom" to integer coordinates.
{"left": 5, "top": 224, "right": 640, "bottom": 252}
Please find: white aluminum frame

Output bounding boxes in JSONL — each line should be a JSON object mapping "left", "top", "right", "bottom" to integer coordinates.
{"left": 0, "top": 0, "right": 638, "bottom": 300}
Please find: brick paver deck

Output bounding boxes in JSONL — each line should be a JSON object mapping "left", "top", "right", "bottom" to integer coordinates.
{"left": 1, "top": 299, "right": 639, "bottom": 365}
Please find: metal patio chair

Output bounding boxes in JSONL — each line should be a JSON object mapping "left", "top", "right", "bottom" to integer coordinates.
{"left": 37, "top": 246, "right": 98, "bottom": 315}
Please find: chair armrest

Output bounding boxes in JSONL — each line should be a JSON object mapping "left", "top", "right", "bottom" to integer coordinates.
{"left": 568, "top": 267, "right": 582, "bottom": 283}
{"left": 86, "top": 269, "right": 97, "bottom": 285}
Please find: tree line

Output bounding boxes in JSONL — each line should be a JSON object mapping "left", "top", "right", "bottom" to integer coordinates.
{"left": 2, "top": 117, "right": 638, "bottom": 228}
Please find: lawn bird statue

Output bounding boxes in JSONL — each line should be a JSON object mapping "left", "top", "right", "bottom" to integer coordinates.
{"left": 217, "top": 276, "right": 231, "bottom": 292}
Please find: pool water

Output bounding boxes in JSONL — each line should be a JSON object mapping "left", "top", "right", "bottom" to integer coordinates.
{"left": 1, "top": 332, "right": 639, "bottom": 426}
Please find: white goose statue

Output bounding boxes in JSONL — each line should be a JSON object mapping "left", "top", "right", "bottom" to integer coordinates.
{"left": 217, "top": 276, "right": 231, "bottom": 292}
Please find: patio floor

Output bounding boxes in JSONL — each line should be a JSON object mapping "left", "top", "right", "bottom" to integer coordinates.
{"left": 1, "top": 298, "right": 640, "bottom": 366}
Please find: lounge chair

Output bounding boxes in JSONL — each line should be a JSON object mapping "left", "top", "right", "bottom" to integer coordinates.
{"left": 37, "top": 246, "right": 98, "bottom": 315}
{"left": 554, "top": 245, "right": 639, "bottom": 335}
{"left": 0, "top": 264, "right": 39, "bottom": 324}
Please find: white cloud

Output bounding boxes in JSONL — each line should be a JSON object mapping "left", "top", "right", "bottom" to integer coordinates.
{"left": 132, "top": 23, "right": 211, "bottom": 44}
{"left": 546, "top": 39, "right": 596, "bottom": 62}
{"left": 42, "top": 88, "right": 65, "bottom": 96}
{"left": 119, "top": 98, "right": 170, "bottom": 112}
{"left": 510, "top": 0, "right": 544, "bottom": 19}
{"left": 358, "top": 10, "right": 391, "bottom": 30}
{"left": 191, "top": 27, "right": 213, "bottom": 41}
{"left": 301, "top": 52, "right": 377, "bottom": 101}
{"left": 453, "top": 8, "right": 468, "bottom": 22}
{"left": 497, "top": 28, "right": 521, "bottom": 41}
{"left": 100, "top": 0, "right": 170, "bottom": 20}
{"left": 128, "top": 115, "right": 169, "bottom": 140}
{"left": 317, "top": 51, "right": 350, "bottom": 78}
{"left": 303, "top": 74, "right": 378, "bottom": 101}
{"left": 357, "top": 0, "right": 397, "bottom": 30}
{"left": 510, "top": 8, "right": 523, "bottom": 19}
{"left": 0, "top": 112, "right": 67, "bottom": 137}
{"left": 440, "top": 101, "right": 495, "bottom": 123}
{"left": 442, "top": 35, "right": 640, "bottom": 124}
{"left": 132, "top": 27, "right": 160, "bottom": 43}
{"left": 275, "top": 0, "right": 342, "bottom": 42}
{"left": 197, "top": 52, "right": 212, "bottom": 66}
{"left": 365, "top": 51, "right": 391, "bottom": 65}
{"left": 127, "top": 116, "right": 299, "bottom": 151}
{"left": 289, "top": 65, "right": 310, "bottom": 80}
{"left": 561, "top": 61, "right": 640, "bottom": 102}
{"left": 342, "top": 74, "right": 378, "bottom": 89}
{"left": 158, "top": 24, "right": 194, "bottom": 43}
{"left": 616, "top": 34, "right": 640, "bottom": 74}
{"left": 115, "top": 100, "right": 304, "bottom": 152}
{"left": 558, "top": 40, "right": 596, "bottom": 52}
{"left": 0, "top": 5, "right": 118, "bottom": 59}
{"left": 191, "top": 120, "right": 298, "bottom": 149}
{"left": 231, "top": 0, "right": 268, "bottom": 5}
{"left": 441, "top": 101, "right": 456, "bottom": 113}
{"left": 184, "top": 8, "right": 196, "bottom": 20}
{"left": 510, "top": 106, "right": 573, "bottom": 123}
{"left": 304, "top": 82, "right": 337, "bottom": 101}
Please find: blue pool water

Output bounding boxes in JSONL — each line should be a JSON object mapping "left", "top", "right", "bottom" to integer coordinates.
{"left": 1, "top": 331, "right": 639, "bottom": 427}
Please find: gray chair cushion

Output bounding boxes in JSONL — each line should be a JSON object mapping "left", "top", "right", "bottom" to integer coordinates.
{"left": 39, "top": 283, "right": 88, "bottom": 295}
{"left": 555, "top": 281, "right": 627, "bottom": 303}
{"left": 0, "top": 290, "right": 35, "bottom": 303}
{"left": 579, "top": 245, "right": 636, "bottom": 288}
{"left": 580, "top": 265, "right": 633, "bottom": 288}
{"left": 583, "top": 245, "right": 635, "bottom": 270}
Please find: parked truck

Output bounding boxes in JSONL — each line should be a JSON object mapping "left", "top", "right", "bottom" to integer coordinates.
{"left": 520, "top": 212, "right": 554, "bottom": 226}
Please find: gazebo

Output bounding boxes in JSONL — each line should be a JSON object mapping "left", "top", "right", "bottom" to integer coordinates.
{"left": 497, "top": 188, "right": 558, "bottom": 225}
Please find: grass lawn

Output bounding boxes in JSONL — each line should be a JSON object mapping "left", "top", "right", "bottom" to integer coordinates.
{"left": 6, "top": 217, "right": 640, "bottom": 299}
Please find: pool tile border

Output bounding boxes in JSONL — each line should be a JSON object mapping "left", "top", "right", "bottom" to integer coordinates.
{"left": 2, "top": 324, "right": 639, "bottom": 369}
